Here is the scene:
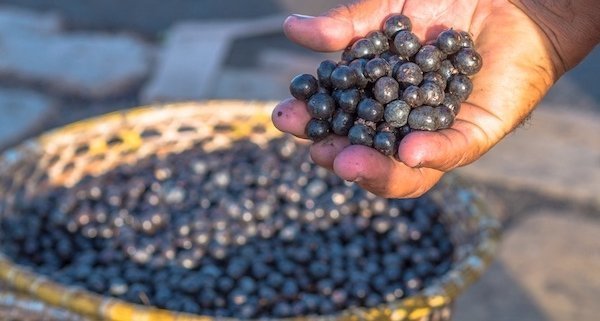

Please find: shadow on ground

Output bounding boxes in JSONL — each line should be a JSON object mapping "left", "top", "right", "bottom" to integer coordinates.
{"left": 455, "top": 261, "right": 548, "bottom": 321}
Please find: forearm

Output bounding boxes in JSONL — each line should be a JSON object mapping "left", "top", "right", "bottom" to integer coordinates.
{"left": 510, "top": 0, "right": 600, "bottom": 74}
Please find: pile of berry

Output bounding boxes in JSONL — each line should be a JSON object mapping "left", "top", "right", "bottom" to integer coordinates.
{"left": 289, "top": 14, "right": 482, "bottom": 156}
{"left": 0, "top": 137, "right": 454, "bottom": 318}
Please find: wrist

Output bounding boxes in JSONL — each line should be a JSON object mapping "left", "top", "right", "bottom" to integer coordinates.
{"left": 510, "top": 0, "right": 600, "bottom": 74}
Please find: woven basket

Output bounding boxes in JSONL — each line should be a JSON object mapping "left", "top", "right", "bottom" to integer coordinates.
{"left": 0, "top": 101, "right": 500, "bottom": 321}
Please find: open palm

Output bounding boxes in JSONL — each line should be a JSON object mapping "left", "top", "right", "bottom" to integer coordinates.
{"left": 272, "top": 0, "right": 562, "bottom": 197}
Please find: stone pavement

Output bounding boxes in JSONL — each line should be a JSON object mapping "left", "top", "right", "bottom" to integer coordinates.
{"left": 0, "top": 5, "right": 598, "bottom": 321}
{"left": 456, "top": 107, "right": 600, "bottom": 209}
{"left": 0, "top": 6, "right": 154, "bottom": 100}
{"left": 455, "top": 211, "right": 600, "bottom": 321}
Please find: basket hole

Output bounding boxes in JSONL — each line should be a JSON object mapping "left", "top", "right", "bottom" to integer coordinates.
{"left": 214, "top": 124, "right": 233, "bottom": 133}
{"left": 47, "top": 155, "right": 60, "bottom": 166}
{"left": 120, "top": 150, "right": 134, "bottom": 157}
{"left": 177, "top": 125, "right": 196, "bottom": 133}
{"left": 192, "top": 137, "right": 212, "bottom": 148}
{"left": 140, "top": 128, "right": 161, "bottom": 138}
{"left": 62, "top": 162, "right": 75, "bottom": 173}
{"left": 91, "top": 154, "right": 105, "bottom": 161}
{"left": 36, "top": 172, "right": 49, "bottom": 184}
{"left": 74, "top": 144, "right": 90, "bottom": 155}
{"left": 252, "top": 124, "right": 266, "bottom": 134}
{"left": 107, "top": 136, "right": 123, "bottom": 146}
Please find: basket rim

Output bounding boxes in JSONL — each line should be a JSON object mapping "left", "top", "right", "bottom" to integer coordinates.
{"left": 0, "top": 100, "right": 501, "bottom": 321}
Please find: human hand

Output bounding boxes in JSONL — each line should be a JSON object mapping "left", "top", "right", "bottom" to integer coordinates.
{"left": 272, "top": 0, "right": 597, "bottom": 198}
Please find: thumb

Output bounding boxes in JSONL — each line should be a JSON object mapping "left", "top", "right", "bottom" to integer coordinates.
{"left": 283, "top": 0, "right": 404, "bottom": 52}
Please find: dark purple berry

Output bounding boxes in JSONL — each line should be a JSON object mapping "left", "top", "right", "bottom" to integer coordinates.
{"left": 357, "top": 98, "right": 384, "bottom": 122}
{"left": 438, "top": 60, "right": 458, "bottom": 81}
{"left": 420, "top": 82, "right": 445, "bottom": 106}
{"left": 393, "top": 31, "right": 421, "bottom": 58}
{"left": 337, "top": 88, "right": 362, "bottom": 113}
{"left": 331, "top": 111, "right": 355, "bottom": 136}
{"left": 408, "top": 106, "right": 436, "bottom": 131}
{"left": 348, "top": 123, "right": 374, "bottom": 146}
{"left": 441, "top": 94, "right": 461, "bottom": 115}
{"left": 373, "top": 131, "right": 398, "bottom": 156}
{"left": 423, "top": 72, "right": 446, "bottom": 89}
{"left": 305, "top": 119, "right": 330, "bottom": 141}
{"left": 380, "top": 52, "right": 406, "bottom": 66}
{"left": 365, "top": 58, "right": 391, "bottom": 82}
{"left": 393, "top": 62, "right": 423, "bottom": 88}
{"left": 367, "top": 31, "right": 389, "bottom": 54}
{"left": 436, "top": 29, "right": 462, "bottom": 55}
{"left": 307, "top": 93, "right": 335, "bottom": 120}
{"left": 383, "top": 14, "right": 412, "bottom": 38}
{"left": 458, "top": 31, "right": 475, "bottom": 48}
{"left": 341, "top": 48, "right": 354, "bottom": 62}
{"left": 289, "top": 74, "right": 318, "bottom": 101}
{"left": 402, "top": 85, "right": 425, "bottom": 107}
{"left": 349, "top": 59, "right": 369, "bottom": 88}
{"left": 415, "top": 45, "right": 443, "bottom": 72}
{"left": 452, "top": 48, "right": 482, "bottom": 75}
{"left": 317, "top": 60, "right": 337, "bottom": 89}
{"left": 447, "top": 74, "right": 473, "bottom": 101}
{"left": 384, "top": 100, "right": 411, "bottom": 127}
{"left": 434, "top": 106, "right": 455, "bottom": 129}
{"left": 398, "top": 124, "right": 413, "bottom": 138}
{"left": 331, "top": 65, "right": 358, "bottom": 89}
{"left": 373, "top": 76, "right": 400, "bottom": 104}
{"left": 350, "top": 38, "right": 376, "bottom": 59}
{"left": 273, "top": 302, "right": 292, "bottom": 317}
{"left": 365, "top": 293, "right": 383, "bottom": 307}
{"left": 331, "top": 89, "right": 343, "bottom": 104}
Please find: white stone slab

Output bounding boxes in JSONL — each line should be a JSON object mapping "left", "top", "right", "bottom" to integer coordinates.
{"left": 0, "top": 88, "right": 54, "bottom": 148}
{"left": 0, "top": 5, "right": 62, "bottom": 34}
{"left": 140, "top": 15, "right": 285, "bottom": 103}
{"left": 0, "top": 31, "right": 153, "bottom": 99}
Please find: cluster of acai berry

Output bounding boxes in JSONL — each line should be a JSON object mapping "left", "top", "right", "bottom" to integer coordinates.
{"left": 289, "top": 14, "right": 482, "bottom": 156}
{"left": 1, "top": 137, "right": 455, "bottom": 318}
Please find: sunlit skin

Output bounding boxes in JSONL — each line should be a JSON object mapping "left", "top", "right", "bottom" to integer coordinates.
{"left": 272, "top": 0, "right": 599, "bottom": 198}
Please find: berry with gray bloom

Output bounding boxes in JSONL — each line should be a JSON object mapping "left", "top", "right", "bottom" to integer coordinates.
{"left": 393, "top": 31, "right": 421, "bottom": 58}
{"left": 289, "top": 14, "right": 482, "bottom": 156}
{"left": 384, "top": 100, "right": 411, "bottom": 127}
{"left": 383, "top": 14, "right": 412, "bottom": 38}
{"left": 373, "top": 77, "right": 400, "bottom": 104}
{"left": 408, "top": 106, "right": 437, "bottom": 131}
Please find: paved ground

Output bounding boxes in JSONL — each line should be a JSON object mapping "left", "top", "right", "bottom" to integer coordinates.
{"left": 455, "top": 211, "right": 600, "bottom": 321}
{"left": 0, "top": 3, "right": 598, "bottom": 321}
{"left": 0, "top": 0, "right": 341, "bottom": 35}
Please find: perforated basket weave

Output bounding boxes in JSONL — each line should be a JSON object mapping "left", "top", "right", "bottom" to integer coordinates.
{"left": 0, "top": 101, "right": 500, "bottom": 321}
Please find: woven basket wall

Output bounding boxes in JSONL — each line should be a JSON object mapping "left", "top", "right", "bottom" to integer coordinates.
{"left": 0, "top": 101, "right": 500, "bottom": 321}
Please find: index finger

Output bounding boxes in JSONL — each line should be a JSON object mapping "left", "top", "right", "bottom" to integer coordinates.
{"left": 272, "top": 98, "right": 311, "bottom": 139}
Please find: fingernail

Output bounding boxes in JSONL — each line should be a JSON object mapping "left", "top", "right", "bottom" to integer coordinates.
{"left": 290, "top": 14, "right": 314, "bottom": 20}
{"left": 346, "top": 176, "right": 363, "bottom": 183}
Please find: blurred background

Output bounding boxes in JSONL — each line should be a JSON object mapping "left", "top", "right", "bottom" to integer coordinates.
{"left": 0, "top": 1, "right": 598, "bottom": 320}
